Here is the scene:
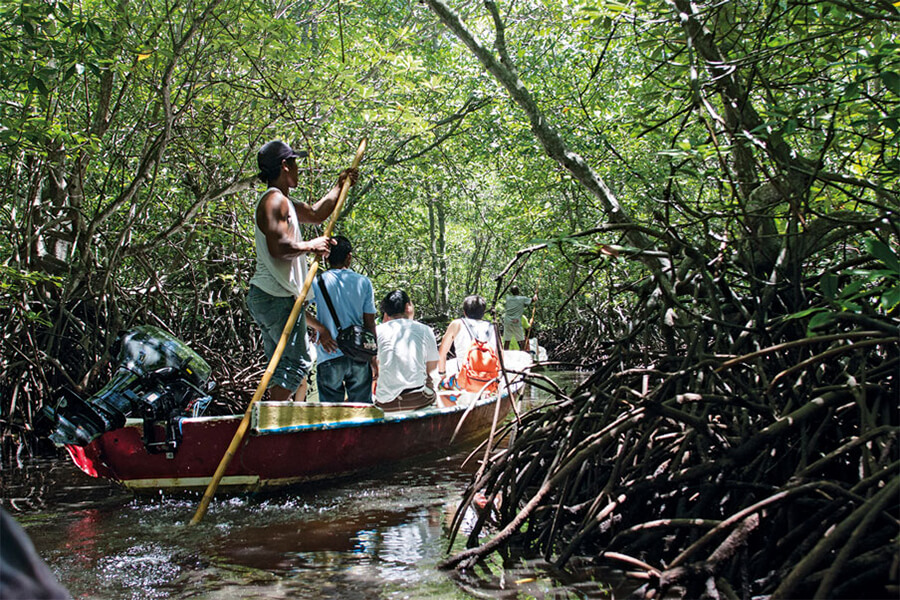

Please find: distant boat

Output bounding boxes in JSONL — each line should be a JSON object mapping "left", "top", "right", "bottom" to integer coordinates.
{"left": 61, "top": 349, "right": 533, "bottom": 493}
{"left": 528, "top": 339, "right": 549, "bottom": 364}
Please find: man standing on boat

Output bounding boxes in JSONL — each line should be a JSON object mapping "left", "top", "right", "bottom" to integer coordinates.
{"left": 306, "top": 236, "right": 377, "bottom": 403}
{"left": 374, "top": 290, "right": 439, "bottom": 412}
{"left": 248, "top": 140, "right": 357, "bottom": 402}
{"left": 501, "top": 285, "right": 536, "bottom": 350}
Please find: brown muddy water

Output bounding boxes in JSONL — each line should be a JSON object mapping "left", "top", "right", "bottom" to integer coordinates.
{"left": 2, "top": 373, "right": 636, "bottom": 599}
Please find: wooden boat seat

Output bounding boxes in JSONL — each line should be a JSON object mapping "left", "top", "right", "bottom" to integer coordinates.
{"left": 252, "top": 401, "right": 385, "bottom": 433}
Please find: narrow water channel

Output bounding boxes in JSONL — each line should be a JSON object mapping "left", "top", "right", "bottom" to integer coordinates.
{"left": 2, "top": 372, "right": 631, "bottom": 599}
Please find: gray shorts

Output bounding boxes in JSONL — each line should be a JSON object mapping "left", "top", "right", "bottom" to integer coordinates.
{"left": 247, "top": 285, "right": 311, "bottom": 392}
{"left": 502, "top": 318, "right": 525, "bottom": 341}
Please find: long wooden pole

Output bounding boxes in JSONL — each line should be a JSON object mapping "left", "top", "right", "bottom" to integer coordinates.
{"left": 190, "top": 138, "right": 367, "bottom": 525}
{"left": 522, "top": 249, "right": 548, "bottom": 352}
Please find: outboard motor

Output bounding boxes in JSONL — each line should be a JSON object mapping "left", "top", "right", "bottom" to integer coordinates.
{"left": 43, "top": 325, "right": 214, "bottom": 453}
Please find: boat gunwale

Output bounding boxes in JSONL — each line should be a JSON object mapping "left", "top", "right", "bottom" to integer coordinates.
{"left": 121, "top": 386, "right": 520, "bottom": 435}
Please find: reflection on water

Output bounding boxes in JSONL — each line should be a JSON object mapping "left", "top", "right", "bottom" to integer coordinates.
{"left": 1, "top": 371, "right": 631, "bottom": 599}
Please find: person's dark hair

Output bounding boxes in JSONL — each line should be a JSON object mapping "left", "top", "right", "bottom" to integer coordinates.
{"left": 257, "top": 159, "right": 291, "bottom": 184}
{"left": 328, "top": 236, "right": 352, "bottom": 268}
{"left": 257, "top": 140, "right": 308, "bottom": 184}
{"left": 510, "top": 285, "right": 521, "bottom": 295}
{"left": 462, "top": 295, "right": 486, "bottom": 320}
{"left": 381, "top": 289, "right": 410, "bottom": 318}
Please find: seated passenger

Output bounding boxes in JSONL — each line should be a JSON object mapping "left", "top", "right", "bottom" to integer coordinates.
{"left": 438, "top": 295, "right": 500, "bottom": 394}
{"left": 306, "top": 236, "right": 377, "bottom": 404}
{"left": 374, "top": 290, "right": 439, "bottom": 412}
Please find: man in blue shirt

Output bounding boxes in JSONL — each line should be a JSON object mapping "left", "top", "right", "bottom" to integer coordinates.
{"left": 307, "top": 236, "right": 377, "bottom": 403}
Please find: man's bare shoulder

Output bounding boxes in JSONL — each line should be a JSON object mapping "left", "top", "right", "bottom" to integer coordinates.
{"left": 255, "top": 189, "right": 292, "bottom": 234}
{"left": 259, "top": 189, "right": 292, "bottom": 219}
{"left": 445, "top": 319, "right": 463, "bottom": 334}
{"left": 260, "top": 188, "right": 289, "bottom": 208}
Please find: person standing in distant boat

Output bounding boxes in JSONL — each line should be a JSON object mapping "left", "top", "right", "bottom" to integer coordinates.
{"left": 306, "top": 236, "right": 377, "bottom": 403}
{"left": 247, "top": 140, "right": 357, "bottom": 402}
{"left": 501, "top": 285, "right": 536, "bottom": 350}
{"left": 374, "top": 290, "right": 439, "bottom": 412}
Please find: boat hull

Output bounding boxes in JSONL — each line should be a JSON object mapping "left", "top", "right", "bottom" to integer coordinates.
{"left": 65, "top": 393, "right": 515, "bottom": 492}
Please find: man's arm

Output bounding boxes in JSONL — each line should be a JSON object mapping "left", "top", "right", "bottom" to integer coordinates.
{"left": 305, "top": 311, "right": 338, "bottom": 353}
{"left": 363, "top": 312, "right": 377, "bottom": 336}
{"left": 363, "top": 312, "right": 378, "bottom": 379}
{"left": 425, "top": 359, "right": 439, "bottom": 394}
{"left": 425, "top": 328, "right": 440, "bottom": 393}
{"left": 294, "top": 169, "right": 358, "bottom": 225}
{"left": 437, "top": 320, "right": 461, "bottom": 374}
{"left": 257, "top": 190, "right": 334, "bottom": 260}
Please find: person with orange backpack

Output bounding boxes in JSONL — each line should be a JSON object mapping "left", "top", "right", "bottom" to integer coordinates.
{"left": 438, "top": 295, "right": 501, "bottom": 395}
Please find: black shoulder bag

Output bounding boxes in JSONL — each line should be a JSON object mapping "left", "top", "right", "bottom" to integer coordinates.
{"left": 316, "top": 273, "right": 377, "bottom": 363}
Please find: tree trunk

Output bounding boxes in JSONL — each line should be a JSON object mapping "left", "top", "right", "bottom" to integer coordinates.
{"left": 429, "top": 184, "right": 449, "bottom": 316}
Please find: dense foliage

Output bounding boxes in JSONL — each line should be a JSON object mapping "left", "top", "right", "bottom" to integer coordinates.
{"left": 1, "top": 0, "right": 897, "bottom": 593}
{"left": 425, "top": 0, "right": 898, "bottom": 597}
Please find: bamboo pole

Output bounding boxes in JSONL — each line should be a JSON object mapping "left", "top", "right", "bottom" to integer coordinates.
{"left": 190, "top": 137, "right": 367, "bottom": 525}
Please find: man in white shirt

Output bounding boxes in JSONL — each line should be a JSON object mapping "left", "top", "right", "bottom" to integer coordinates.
{"left": 374, "top": 290, "right": 439, "bottom": 412}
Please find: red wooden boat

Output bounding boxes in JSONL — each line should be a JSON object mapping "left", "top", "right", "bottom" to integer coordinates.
{"left": 63, "top": 351, "right": 532, "bottom": 492}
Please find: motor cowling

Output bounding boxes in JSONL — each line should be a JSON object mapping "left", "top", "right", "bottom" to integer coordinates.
{"left": 43, "top": 326, "right": 213, "bottom": 451}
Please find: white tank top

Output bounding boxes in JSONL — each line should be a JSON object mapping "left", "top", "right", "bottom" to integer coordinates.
{"left": 453, "top": 318, "right": 495, "bottom": 369}
{"left": 249, "top": 187, "right": 308, "bottom": 298}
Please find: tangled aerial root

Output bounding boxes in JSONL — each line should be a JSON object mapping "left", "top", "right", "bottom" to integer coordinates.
{"left": 444, "top": 298, "right": 898, "bottom": 599}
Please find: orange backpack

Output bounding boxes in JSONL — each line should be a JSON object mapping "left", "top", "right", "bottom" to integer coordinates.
{"left": 458, "top": 337, "right": 500, "bottom": 394}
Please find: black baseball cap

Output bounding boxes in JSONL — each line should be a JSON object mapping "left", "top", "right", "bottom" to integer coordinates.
{"left": 257, "top": 140, "right": 309, "bottom": 177}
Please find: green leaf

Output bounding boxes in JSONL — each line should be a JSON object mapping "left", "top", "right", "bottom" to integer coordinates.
{"left": 784, "top": 307, "right": 824, "bottom": 320}
{"left": 864, "top": 238, "right": 900, "bottom": 273}
{"left": 821, "top": 272, "right": 838, "bottom": 300}
{"left": 27, "top": 76, "right": 48, "bottom": 95}
{"left": 841, "top": 279, "right": 866, "bottom": 298}
{"left": 836, "top": 299, "right": 862, "bottom": 313}
{"left": 882, "top": 71, "right": 900, "bottom": 96}
{"left": 808, "top": 311, "right": 836, "bottom": 333}
{"left": 886, "top": 117, "right": 900, "bottom": 133}
{"left": 881, "top": 285, "right": 900, "bottom": 311}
